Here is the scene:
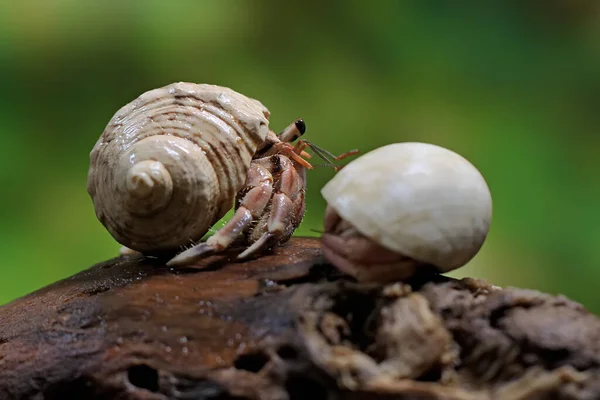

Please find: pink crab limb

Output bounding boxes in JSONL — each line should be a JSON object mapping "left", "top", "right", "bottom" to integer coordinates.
{"left": 238, "top": 161, "right": 304, "bottom": 259}
{"left": 321, "top": 207, "right": 417, "bottom": 282}
{"left": 167, "top": 118, "right": 313, "bottom": 267}
{"left": 267, "top": 142, "right": 314, "bottom": 169}
{"left": 167, "top": 164, "right": 274, "bottom": 266}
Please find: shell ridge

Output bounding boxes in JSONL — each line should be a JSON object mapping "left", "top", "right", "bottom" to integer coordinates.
{"left": 166, "top": 82, "right": 269, "bottom": 143}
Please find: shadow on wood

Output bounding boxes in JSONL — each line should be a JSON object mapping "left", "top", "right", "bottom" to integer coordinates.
{"left": 1, "top": 238, "right": 599, "bottom": 399}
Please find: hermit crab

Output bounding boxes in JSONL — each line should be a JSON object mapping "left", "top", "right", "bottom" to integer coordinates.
{"left": 87, "top": 82, "right": 355, "bottom": 265}
{"left": 320, "top": 142, "right": 493, "bottom": 282}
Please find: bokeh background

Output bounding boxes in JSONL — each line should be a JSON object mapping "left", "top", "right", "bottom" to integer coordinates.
{"left": 1, "top": 1, "right": 599, "bottom": 313}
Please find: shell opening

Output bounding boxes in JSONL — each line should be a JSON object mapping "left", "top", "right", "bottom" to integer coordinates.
{"left": 321, "top": 206, "right": 420, "bottom": 283}
{"left": 124, "top": 160, "right": 173, "bottom": 216}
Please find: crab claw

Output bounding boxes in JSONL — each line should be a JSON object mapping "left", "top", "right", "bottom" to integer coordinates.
{"left": 166, "top": 243, "right": 216, "bottom": 267}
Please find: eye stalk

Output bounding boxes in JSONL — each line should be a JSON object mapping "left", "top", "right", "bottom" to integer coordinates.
{"left": 276, "top": 118, "right": 359, "bottom": 171}
{"left": 279, "top": 118, "right": 306, "bottom": 143}
{"left": 295, "top": 118, "right": 306, "bottom": 135}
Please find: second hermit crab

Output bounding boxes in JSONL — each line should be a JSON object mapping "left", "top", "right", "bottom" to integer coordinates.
{"left": 87, "top": 82, "right": 355, "bottom": 265}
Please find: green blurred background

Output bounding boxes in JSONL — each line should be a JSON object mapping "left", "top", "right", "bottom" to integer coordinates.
{"left": 1, "top": 1, "right": 599, "bottom": 312}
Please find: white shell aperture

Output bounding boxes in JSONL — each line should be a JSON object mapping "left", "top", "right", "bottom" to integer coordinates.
{"left": 87, "top": 82, "right": 271, "bottom": 253}
{"left": 321, "top": 142, "right": 492, "bottom": 273}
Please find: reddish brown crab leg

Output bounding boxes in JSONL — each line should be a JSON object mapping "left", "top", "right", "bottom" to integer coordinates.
{"left": 237, "top": 157, "right": 304, "bottom": 259}
{"left": 288, "top": 151, "right": 313, "bottom": 169}
{"left": 332, "top": 149, "right": 360, "bottom": 161}
{"left": 269, "top": 141, "right": 314, "bottom": 169}
{"left": 291, "top": 141, "right": 313, "bottom": 159}
{"left": 166, "top": 163, "right": 274, "bottom": 266}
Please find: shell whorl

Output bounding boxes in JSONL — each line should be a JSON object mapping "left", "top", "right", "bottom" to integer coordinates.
{"left": 124, "top": 159, "right": 173, "bottom": 216}
{"left": 87, "top": 82, "right": 270, "bottom": 253}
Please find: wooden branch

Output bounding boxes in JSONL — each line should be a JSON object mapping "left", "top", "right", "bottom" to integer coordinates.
{"left": 1, "top": 237, "right": 599, "bottom": 399}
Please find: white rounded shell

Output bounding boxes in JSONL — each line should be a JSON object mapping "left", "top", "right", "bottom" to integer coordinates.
{"left": 321, "top": 142, "right": 492, "bottom": 272}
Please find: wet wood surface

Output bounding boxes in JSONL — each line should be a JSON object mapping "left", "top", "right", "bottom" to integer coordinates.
{"left": 1, "top": 237, "right": 599, "bottom": 399}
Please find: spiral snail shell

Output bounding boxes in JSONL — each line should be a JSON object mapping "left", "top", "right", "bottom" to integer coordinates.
{"left": 87, "top": 82, "right": 271, "bottom": 253}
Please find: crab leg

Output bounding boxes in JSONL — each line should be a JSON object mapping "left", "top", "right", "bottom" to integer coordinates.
{"left": 263, "top": 142, "right": 314, "bottom": 170}
{"left": 237, "top": 159, "right": 303, "bottom": 259}
{"left": 287, "top": 151, "right": 313, "bottom": 169}
{"left": 166, "top": 163, "right": 274, "bottom": 266}
{"left": 331, "top": 148, "right": 360, "bottom": 161}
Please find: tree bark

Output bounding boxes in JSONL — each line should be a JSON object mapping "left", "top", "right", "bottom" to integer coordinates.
{"left": 1, "top": 237, "right": 599, "bottom": 400}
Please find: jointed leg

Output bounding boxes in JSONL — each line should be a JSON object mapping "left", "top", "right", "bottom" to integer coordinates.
{"left": 167, "top": 163, "right": 274, "bottom": 266}
{"left": 296, "top": 140, "right": 359, "bottom": 170}
{"left": 267, "top": 142, "right": 313, "bottom": 169}
{"left": 237, "top": 160, "right": 304, "bottom": 259}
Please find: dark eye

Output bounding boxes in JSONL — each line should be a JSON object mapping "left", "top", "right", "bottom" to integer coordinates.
{"left": 295, "top": 119, "right": 306, "bottom": 134}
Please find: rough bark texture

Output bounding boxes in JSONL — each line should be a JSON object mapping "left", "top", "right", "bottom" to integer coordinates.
{"left": 1, "top": 237, "right": 599, "bottom": 400}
